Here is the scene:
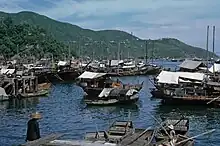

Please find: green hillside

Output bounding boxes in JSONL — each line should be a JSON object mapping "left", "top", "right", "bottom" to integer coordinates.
{"left": 0, "top": 11, "right": 217, "bottom": 59}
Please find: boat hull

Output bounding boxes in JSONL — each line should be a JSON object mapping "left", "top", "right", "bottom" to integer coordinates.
{"left": 161, "top": 96, "right": 220, "bottom": 107}
{"left": 0, "top": 95, "right": 10, "bottom": 102}
{"left": 150, "top": 89, "right": 165, "bottom": 98}
{"left": 19, "top": 90, "right": 49, "bottom": 98}
{"left": 84, "top": 94, "right": 139, "bottom": 106}
{"left": 37, "top": 71, "right": 80, "bottom": 83}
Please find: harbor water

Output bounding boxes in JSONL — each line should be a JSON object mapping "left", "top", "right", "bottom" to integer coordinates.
{"left": 0, "top": 61, "right": 219, "bottom": 146}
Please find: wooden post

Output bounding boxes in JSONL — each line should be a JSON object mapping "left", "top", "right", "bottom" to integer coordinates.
{"left": 13, "top": 78, "right": 15, "bottom": 96}
{"left": 35, "top": 77, "right": 38, "bottom": 92}
{"left": 15, "top": 78, "right": 18, "bottom": 96}
{"left": 23, "top": 78, "right": 26, "bottom": 94}
{"left": 30, "top": 78, "right": 32, "bottom": 92}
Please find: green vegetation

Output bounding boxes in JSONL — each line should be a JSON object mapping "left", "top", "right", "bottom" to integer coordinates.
{"left": 0, "top": 16, "right": 74, "bottom": 60}
{"left": 0, "top": 11, "right": 217, "bottom": 59}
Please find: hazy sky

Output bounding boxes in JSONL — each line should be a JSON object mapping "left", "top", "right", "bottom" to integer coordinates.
{"left": 0, "top": 0, "right": 219, "bottom": 53}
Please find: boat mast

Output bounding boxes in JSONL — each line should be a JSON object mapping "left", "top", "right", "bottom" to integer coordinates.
{"left": 92, "top": 44, "right": 94, "bottom": 61}
{"left": 117, "top": 42, "right": 120, "bottom": 74}
{"left": 206, "top": 25, "right": 209, "bottom": 73}
{"left": 68, "top": 41, "right": 71, "bottom": 61}
{"left": 212, "top": 26, "right": 215, "bottom": 74}
{"left": 129, "top": 32, "right": 132, "bottom": 59}
{"left": 78, "top": 42, "right": 81, "bottom": 58}
{"left": 151, "top": 40, "right": 154, "bottom": 64}
{"left": 145, "top": 40, "right": 148, "bottom": 64}
{"left": 118, "top": 42, "right": 120, "bottom": 60}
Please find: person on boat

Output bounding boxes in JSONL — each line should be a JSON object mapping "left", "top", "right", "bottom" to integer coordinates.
{"left": 168, "top": 124, "right": 177, "bottom": 146}
{"left": 112, "top": 79, "right": 121, "bottom": 88}
{"left": 26, "top": 112, "right": 41, "bottom": 141}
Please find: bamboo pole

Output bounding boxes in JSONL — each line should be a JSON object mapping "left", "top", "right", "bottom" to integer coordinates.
{"left": 176, "top": 129, "right": 215, "bottom": 145}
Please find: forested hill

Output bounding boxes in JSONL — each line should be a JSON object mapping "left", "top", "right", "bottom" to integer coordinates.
{"left": 0, "top": 11, "right": 217, "bottom": 59}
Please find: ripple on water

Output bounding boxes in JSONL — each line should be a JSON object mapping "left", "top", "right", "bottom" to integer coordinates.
{"left": 0, "top": 76, "right": 219, "bottom": 145}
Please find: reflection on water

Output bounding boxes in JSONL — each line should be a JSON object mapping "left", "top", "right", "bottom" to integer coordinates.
{"left": 0, "top": 73, "right": 219, "bottom": 146}
{"left": 7, "top": 98, "right": 40, "bottom": 109}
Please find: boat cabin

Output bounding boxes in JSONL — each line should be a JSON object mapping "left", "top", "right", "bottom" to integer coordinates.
{"left": 77, "top": 71, "right": 122, "bottom": 89}
{"left": 178, "top": 60, "right": 206, "bottom": 72}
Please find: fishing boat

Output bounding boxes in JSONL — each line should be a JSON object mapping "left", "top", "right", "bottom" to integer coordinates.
{"left": 85, "top": 120, "right": 134, "bottom": 144}
{"left": 83, "top": 119, "right": 194, "bottom": 146}
{"left": 120, "top": 129, "right": 194, "bottom": 146}
{"left": 21, "top": 118, "right": 217, "bottom": 146}
{"left": 149, "top": 70, "right": 220, "bottom": 106}
{"left": 154, "top": 118, "right": 190, "bottom": 141}
{"left": 77, "top": 71, "right": 142, "bottom": 105}
{"left": 20, "top": 89, "right": 49, "bottom": 98}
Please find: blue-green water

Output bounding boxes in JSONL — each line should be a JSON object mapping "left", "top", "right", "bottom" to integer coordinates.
{"left": 0, "top": 64, "right": 219, "bottom": 145}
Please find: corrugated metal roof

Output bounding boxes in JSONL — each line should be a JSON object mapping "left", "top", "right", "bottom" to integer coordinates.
{"left": 179, "top": 60, "right": 202, "bottom": 70}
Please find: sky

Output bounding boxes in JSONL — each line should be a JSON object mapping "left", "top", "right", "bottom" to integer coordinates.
{"left": 0, "top": 0, "right": 220, "bottom": 53}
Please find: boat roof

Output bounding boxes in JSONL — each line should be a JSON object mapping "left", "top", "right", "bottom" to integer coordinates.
{"left": 179, "top": 60, "right": 203, "bottom": 70}
{"left": 78, "top": 71, "right": 107, "bottom": 79}
{"left": 209, "top": 63, "right": 220, "bottom": 73}
{"left": 157, "top": 71, "right": 206, "bottom": 84}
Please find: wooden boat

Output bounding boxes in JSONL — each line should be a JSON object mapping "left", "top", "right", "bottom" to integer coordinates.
{"left": 154, "top": 118, "right": 190, "bottom": 142}
{"left": 152, "top": 86, "right": 220, "bottom": 107}
{"left": 84, "top": 120, "right": 135, "bottom": 144}
{"left": 84, "top": 88, "right": 139, "bottom": 105}
{"left": 86, "top": 61, "right": 161, "bottom": 76}
{"left": 36, "top": 70, "right": 80, "bottom": 83}
{"left": 107, "top": 121, "right": 135, "bottom": 143}
{"left": 120, "top": 118, "right": 193, "bottom": 146}
{"left": 21, "top": 119, "right": 195, "bottom": 146}
{"left": 150, "top": 88, "right": 166, "bottom": 99}
{"left": 19, "top": 89, "right": 49, "bottom": 98}
{"left": 120, "top": 129, "right": 194, "bottom": 146}
{"left": 150, "top": 70, "right": 220, "bottom": 107}
{"left": 77, "top": 71, "right": 142, "bottom": 105}
{"left": 0, "top": 95, "right": 10, "bottom": 102}
{"left": 38, "top": 83, "right": 51, "bottom": 90}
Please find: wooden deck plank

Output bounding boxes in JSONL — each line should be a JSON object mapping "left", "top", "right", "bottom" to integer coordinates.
{"left": 120, "top": 129, "right": 153, "bottom": 146}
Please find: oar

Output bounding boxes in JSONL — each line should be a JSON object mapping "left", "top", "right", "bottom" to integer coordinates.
{"left": 146, "top": 126, "right": 159, "bottom": 145}
{"left": 175, "top": 129, "right": 215, "bottom": 145}
{"left": 207, "top": 96, "right": 220, "bottom": 104}
{"left": 148, "top": 113, "right": 171, "bottom": 139}
{"left": 173, "top": 108, "right": 186, "bottom": 127}
{"left": 95, "top": 123, "right": 100, "bottom": 138}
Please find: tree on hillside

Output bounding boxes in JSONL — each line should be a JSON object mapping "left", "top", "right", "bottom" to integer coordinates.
{"left": 0, "top": 17, "right": 76, "bottom": 60}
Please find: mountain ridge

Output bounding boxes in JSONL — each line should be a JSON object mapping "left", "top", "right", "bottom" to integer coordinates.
{"left": 0, "top": 11, "right": 217, "bottom": 59}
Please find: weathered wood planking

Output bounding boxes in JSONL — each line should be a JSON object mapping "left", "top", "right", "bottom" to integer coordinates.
{"left": 20, "top": 133, "right": 63, "bottom": 146}
{"left": 120, "top": 129, "right": 153, "bottom": 146}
